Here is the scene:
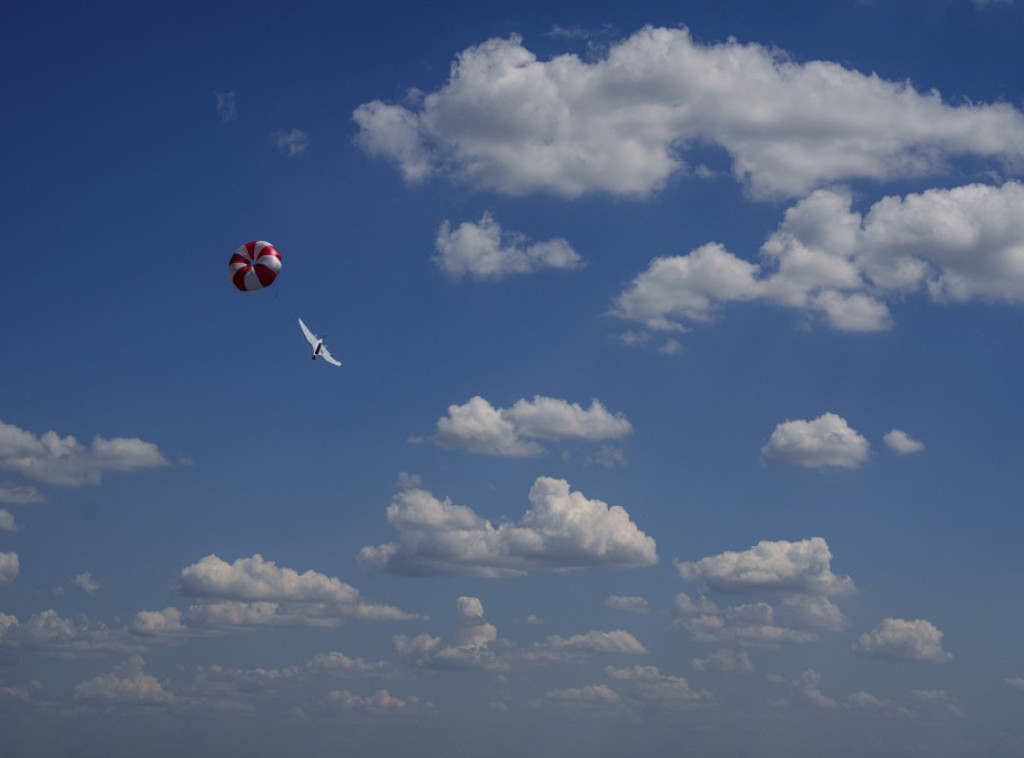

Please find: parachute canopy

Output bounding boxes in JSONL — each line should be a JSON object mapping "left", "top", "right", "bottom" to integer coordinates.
{"left": 229, "top": 241, "right": 282, "bottom": 291}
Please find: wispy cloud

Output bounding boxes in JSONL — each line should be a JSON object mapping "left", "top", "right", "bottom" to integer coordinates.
{"left": 215, "top": 91, "right": 237, "bottom": 123}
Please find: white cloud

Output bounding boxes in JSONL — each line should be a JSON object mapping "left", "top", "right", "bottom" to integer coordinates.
{"left": 72, "top": 572, "right": 100, "bottom": 594}
{"left": 791, "top": 668, "right": 837, "bottom": 708}
{"left": 676, "top": 537, "right": 855, "bottom": 596}
{"left": 674, "top": 539, "right": 854, "bottom": 650}
{"left": 760, "top": 413, "right": 870, "bottom": 469}
{"left": 540, "top": 683, "right": 623, "bottom": 706}
{"left": 215, "top": 91, "right": 236, "bottom": 123}
{"left": 394, "top": 597, "right": 644, "bottom": 671}
{"left": 74, "top": 655, "right": 174, "bottom": 704}
{"left": 272, "top": 128, "right": 309, "bottom": 157}
{"left": 432, "top": 395, "right": 632, "bottom": 456}
{"left": 527, "top": 629, "right": 648, "bottom": 662}
{"left": 605, "top": 665, "right": 711, "bottom": 703}
{"left": 676, "top": 598, "right": 821, "bottom": 648}
{"left": 0, "top": 609, "right": 140, "bottom": 658}
{"left": 691, "top": 647, "right": 753, "bottom": 673}
{"left": 130, "top": 607, "right": 188, "bottom": 637}
{"left": 0, "top": 419, "right": 169, "bottom": 486}
{"left": 613, "top": 244, "right": 762, "bottom": 331}
{"left": 884, "top": 429, "right": 925, "bottom": 454}
{"left": 433, "top": 396, "right": 544, "bottom": 456}
{"left": 359, "top": 476, "right": 657, "bottom": 577}
{"left": 852, "top": 618, "right": 953, "bottom": 662}
{"left": 434, "top": 211, "right": 583, "bottom": 278}
{"left": 173, "top": 554, "right": 418, "bottom": 629}
{"left": 604, "top": 595, "right": 652, "bottom": 614}
{"left": 0, "top": 509, "right": 21, "bottom": 532}
{"left": 354, "top": 28, "right": 1024, "bottom": 199}
{"left": 845, "top": 688, "right": 963, "bottom": 721}
{"left": 318, "top": 688, "right": 430, "bottom": 716}
{"left": 1005, "top": 677, "right": 1024, "bottom": 691}
{"left": 614, "top": 182, "right": 1024, "bottom": 336}
{"left": 0, "top": 551, "right": 18, "bottom": 584}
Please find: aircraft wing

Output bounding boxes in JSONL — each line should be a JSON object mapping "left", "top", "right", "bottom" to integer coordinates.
{"left": 298, "top": 318, "right": 316, "bottom": 347}
{"left": 320, "top": 345, "right": 342, "bottom": 367}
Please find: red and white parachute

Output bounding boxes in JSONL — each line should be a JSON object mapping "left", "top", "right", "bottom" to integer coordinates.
{"left": 229, "top": 241, "right": 282, "bottom": 291}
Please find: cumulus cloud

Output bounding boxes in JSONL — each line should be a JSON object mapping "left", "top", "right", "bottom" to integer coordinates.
{"left": 691, "top": 647, "right": 753, "bottom": 673}
{"left": 845, "top": 687, "right": 963, "bottom": 721}
{"left": 0, "top": 419, "right": 169, "bottom": 486}
{"left": 354, "top": 28, "right": 1024, "bottom": 199}
{"left": 790, "top": 668, "right": 837, "bottom": 709}
{"left": 0, "top": 609, "right": 141, "bottom": 658}
{"left": 760, "top": 413, "right": 870, "bottom": 469}
{"left": 0, "top": 509, "right": 21, "bottom": 532}
{"left": 0, "top": 551, "right": 18, "bottom": 584}
{"left": 884, "top": 429, "right": 925, "bottom": 454}
{"left": 674, "top": 539, "right": 854, "bottom": 649}
{"left": 606, "top": 664, "right": 711, "bottom": 704}
{"left": 604, "top": 595, "right": 652, "bottom": 615}
{"left": 677, "top": 537, "right": 855, "bottom": 596}
{"left": 434, "top": 211, "right": 583, "bottom": 278}
{"left": 272, "top": 128, "right": 309, "bottom": 157}
{"left": 72, "top": 572, "right": 100, "bottom": 594}
{"left": 74, "top": 655, "right": 174, "bottom": 704}
{"left": 133, "top": 556, "right": 417, "bottom": 638}
{"left": 318, "top": 688, "right": 431, "bottom": 716}
{"left": 540, "top": 683, "right": 623, "bottom": 707}
{"left": 168, "top": 554, "right": 418, "bottom": 631}
{"left": 432, "top": 395, "right": 632, "bottom": 457}
{"left": 675, "top": 596, "right": 820, "bottom": 648}
{"left": 852, "top": 618, "right": 953, "bottom": 662}
{"left": 359, "top": 476, "right": 657, "bottom": 577}
{"left": 394, "top": 597, "right": 645, "bottom": 671}
{"left": 614, "top": 183, "right": 1024, "bottom": 335}
{"left": 527, "top": 629, "right": 648, "bottom": 662}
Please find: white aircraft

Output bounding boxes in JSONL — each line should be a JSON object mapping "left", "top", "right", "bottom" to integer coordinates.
{"left": 298, "top": 318, "right": 342, "bottom": 366}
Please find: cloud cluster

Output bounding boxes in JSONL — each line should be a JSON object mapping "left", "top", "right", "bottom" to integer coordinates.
{"left": 73, "top": 655, "right": 175, "bottom": 704}
{"left": 132, "top": 554, "right": 417, "bottom": 638}
{"left": 675, "top": 538, "right": 854, "bottom": 650}
{"left": 394, "top": 597, "right": 647, "bottom": 670}
{"left": 0, "top": 609, "right": 141, "bottom": 658}
{"left": 852, "top": 618, "right": 953, "bottom": 663}
{"left": 434, "top": 212, "right": 583, "bottom": 278}
{"left": 760, "top": 413, "right": 870, "bottom": 469}
{"left": 432, "top": 395, "right": 632, "bottom": 457}
{"left": 358, "top": 476, "right": 657, "bottom": 577}
{"left": 0, "top": 419, "right": 169, "bottom": 486}
{"left": 615, "top": 183, "right": 1024, "bottom": 334}
{"left": 354, "top": 28, "right": 1024, "bottom": 199}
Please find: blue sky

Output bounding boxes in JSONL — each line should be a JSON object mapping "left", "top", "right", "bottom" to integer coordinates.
{"left": 3, "top": 0, "right": 1024, "bottom": 755}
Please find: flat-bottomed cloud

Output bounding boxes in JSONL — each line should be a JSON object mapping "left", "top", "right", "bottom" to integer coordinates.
{"left": 359, "top": 476, "right": 657, "bottom": 577}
